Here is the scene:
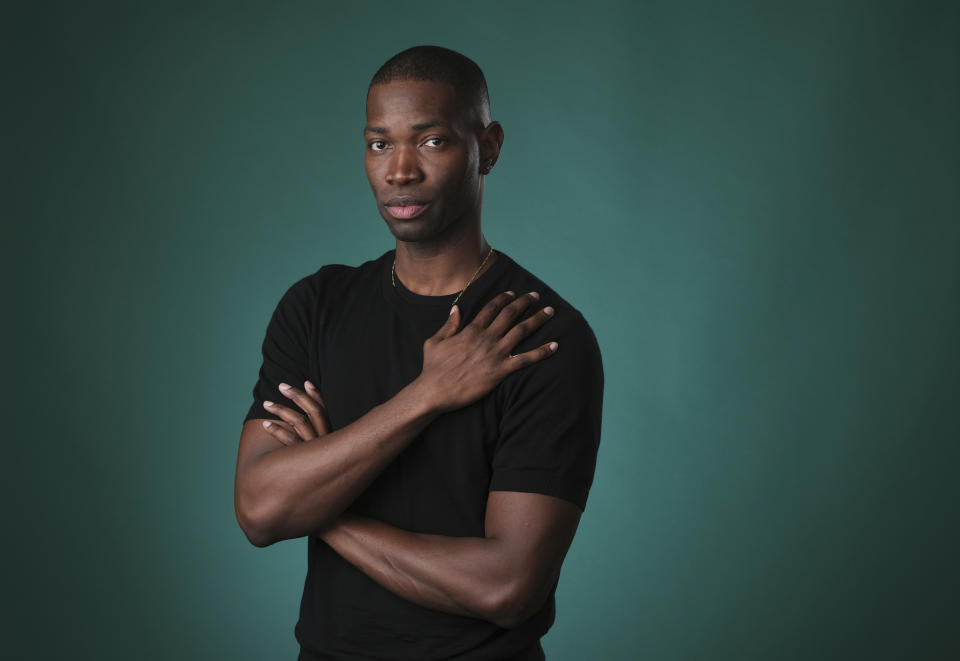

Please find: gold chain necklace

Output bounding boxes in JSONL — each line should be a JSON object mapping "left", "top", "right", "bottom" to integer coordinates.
{"left": 392, "top": 246, "right": 495, "bottom": 307}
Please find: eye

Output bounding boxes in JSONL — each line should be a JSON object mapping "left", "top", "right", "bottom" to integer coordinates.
{"left": 368, "top": 140, "right": 387, "bottom": 152}
{"left": 424, "top": 137, "right": 446, "bottom": 148}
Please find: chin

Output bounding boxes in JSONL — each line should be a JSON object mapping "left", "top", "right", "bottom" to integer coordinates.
{"left": 383, "top": 215, "right": 454, "bottom": 244}
{"left": 385, "top": 222, "right": 433, "bottom": 244}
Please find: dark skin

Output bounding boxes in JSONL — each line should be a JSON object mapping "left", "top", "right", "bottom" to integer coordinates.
{"left": 234, "top": 79, "right": 582, "bottom": 629}
{"left": 366, "top": 79, "right": 503, "bottom": 294}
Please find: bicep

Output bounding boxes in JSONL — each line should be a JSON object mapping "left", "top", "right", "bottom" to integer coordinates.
{"left": 236, "top": 419, "right": 286, "bottom": 478}
{"left": 484, "top": 490, "right": 582, "bottom": 588}
{"left": 234, "top": 418, "right": 287, "bottom": 536}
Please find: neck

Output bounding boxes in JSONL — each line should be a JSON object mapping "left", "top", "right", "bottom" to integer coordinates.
{"left": 393, "top": 224, "right": 496, "bottom": 297}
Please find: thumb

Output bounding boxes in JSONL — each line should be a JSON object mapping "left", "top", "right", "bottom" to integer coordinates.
{"left": 433, "top": 304, "right": 461, "bottom": 341}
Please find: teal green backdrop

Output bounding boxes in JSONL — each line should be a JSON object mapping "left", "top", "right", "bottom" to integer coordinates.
{"left": 5, "top": 1, "right": 958, "bottom": 659}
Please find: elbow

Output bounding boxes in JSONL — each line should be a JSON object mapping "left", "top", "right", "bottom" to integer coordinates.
{"left": 237, "top": 509, "right": 276, "bottom": 548}
{"left": 485, "top": 579, "right": 549, "bottom": 630}
{"left": 235, "top": 489, "right": 279, "bottom": 548}
{"left": 235, "top": 488, "right": 339, "bottom": 547}
{"left": 239, "top": 518, "right": 275, "bottom": 548}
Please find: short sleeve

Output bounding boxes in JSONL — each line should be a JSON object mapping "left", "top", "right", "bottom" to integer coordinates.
{"left": 489, "top": 312, "right": 604, "bottom": 511}
{"left": 243, "top": 274, "right": 317, "bottom": 423}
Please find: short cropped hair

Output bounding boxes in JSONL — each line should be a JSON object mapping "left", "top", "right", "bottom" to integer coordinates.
{"left": 368, "top": 45, "right": 491, "bottom": 125}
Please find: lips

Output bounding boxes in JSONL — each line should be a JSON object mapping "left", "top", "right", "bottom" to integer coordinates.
{"left": 385, "top": 197, "right": 430, "bottom": 219}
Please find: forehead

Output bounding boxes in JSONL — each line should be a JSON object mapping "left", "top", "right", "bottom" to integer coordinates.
{"left": 365, "top": 80, "right": 467, "bottom": 128}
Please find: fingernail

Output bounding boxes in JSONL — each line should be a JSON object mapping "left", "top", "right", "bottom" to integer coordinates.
{"left": 529, "top": 291, "right": 540, "bottom": 300}
{"left": 549, "top": 342, "right": 558, "bottom": 351}
{"left": 449, "top": 305, "right": 456, "bottom": 315}
{"left": 544, "top": 306, "right": 554, "bottom": 315}
{"left": 305, "top": 380, "right": 315, "bottom": 390}
{"left": 505, "top": 290, "right": 515, "bottom": 297}
{"left": 264, "top": 401, "right": 274, "bottom": 407}
{"left": 263, "top": 421, "right": 272, "bottom": 428}
{"left": 279, "top": 383, "right": 291, "bottom": 391}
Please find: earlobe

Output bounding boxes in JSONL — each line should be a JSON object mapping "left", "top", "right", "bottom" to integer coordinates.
{"left": 478, "top": 121, "right": 503, "bottom": 175}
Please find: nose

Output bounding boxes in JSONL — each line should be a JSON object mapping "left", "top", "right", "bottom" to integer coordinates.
{"left": 385, "top": 145, "right": 423, "bottom": 185}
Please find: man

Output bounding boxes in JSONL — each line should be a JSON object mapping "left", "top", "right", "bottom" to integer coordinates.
{"left": 234, "top": 45, "right": 604, "bottom": 661}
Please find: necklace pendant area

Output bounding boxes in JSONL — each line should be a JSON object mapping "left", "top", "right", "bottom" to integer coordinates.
{"left": 392, "top": 246, "right": 495, "bottom": 302}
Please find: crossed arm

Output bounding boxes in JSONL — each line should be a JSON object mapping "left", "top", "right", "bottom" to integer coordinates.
{"left": 235, "top": 292, "right": 583, "bottom": 628}
{"left": 235, "top": 378, "right": 582, "bottom": 629}
{"left": 319, "top": 490, "right": 581, "bottom": 629}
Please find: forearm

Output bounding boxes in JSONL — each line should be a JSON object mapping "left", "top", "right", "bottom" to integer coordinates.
{"left": 319, "top": 514, "right": 543, "bottom": 628}
{"left": 240, "top": 378, "right": 439, "bottom": 544}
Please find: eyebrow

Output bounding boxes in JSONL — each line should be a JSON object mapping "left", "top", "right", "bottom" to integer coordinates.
{"left": 364, "top": 120, "right": 450, "bottom": 134}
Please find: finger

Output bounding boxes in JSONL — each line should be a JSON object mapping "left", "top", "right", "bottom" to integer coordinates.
{"left": 263, "top": 400, "right": 312, "bottom": 439}
{"left": 469, "top": 290, "right": 517, "bottom": 329}
{"left": 303, "top": 380, "right": 326, "bottom": 406}
{"left": 304, "top": 380, "right": 332, "bottom": 434}
{"left": 262, "top": 419, "right": 300, "bottom": 446}
{"left": 504, "top": 340, "right": 559, "bottom": 372}
{"left": 430, "top": 303, "right": 461, "bottom": 342}
{"left": 263, "top": 394, "right": 317, "bottom": 441}
{"left": 486, "top": 291, "right": 540, "bottom": 338}
{"left": 278, "top": 382, "right": 328, "bottom": 439}
{"left": 498, "top": 305, "right": 555, "bottom": 350}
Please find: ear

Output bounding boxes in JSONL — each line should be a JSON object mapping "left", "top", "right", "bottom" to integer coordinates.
{"left": 478, "top": 121, "right": 504, "bottom": 171}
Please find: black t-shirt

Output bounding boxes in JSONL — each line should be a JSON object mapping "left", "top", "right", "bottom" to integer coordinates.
{"left": 244, "top": 248, "right": 604, "bottom": 661}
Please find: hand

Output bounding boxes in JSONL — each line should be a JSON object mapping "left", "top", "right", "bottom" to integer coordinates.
{"left": 417, "top": 290, "right": 558, "bottom": 414}
{"left": 261, "top": 379, "right": 332, "bottom": 446}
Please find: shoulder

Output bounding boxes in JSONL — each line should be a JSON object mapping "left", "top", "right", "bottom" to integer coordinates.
{"left": 495, "top": 252, "right": 602, "bottom": 356}
{"left": 491, "top": 252, "right": 586, "bottom": 319}
{"left": 493, "top": 253, "right": 604, "bottom": 394}
{"left": 277, "top": 251, "right": 389, "bottom": 309}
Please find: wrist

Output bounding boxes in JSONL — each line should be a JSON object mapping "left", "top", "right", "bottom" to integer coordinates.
{"left": 404, "top": 375, "right": 445, "bottom": 417}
